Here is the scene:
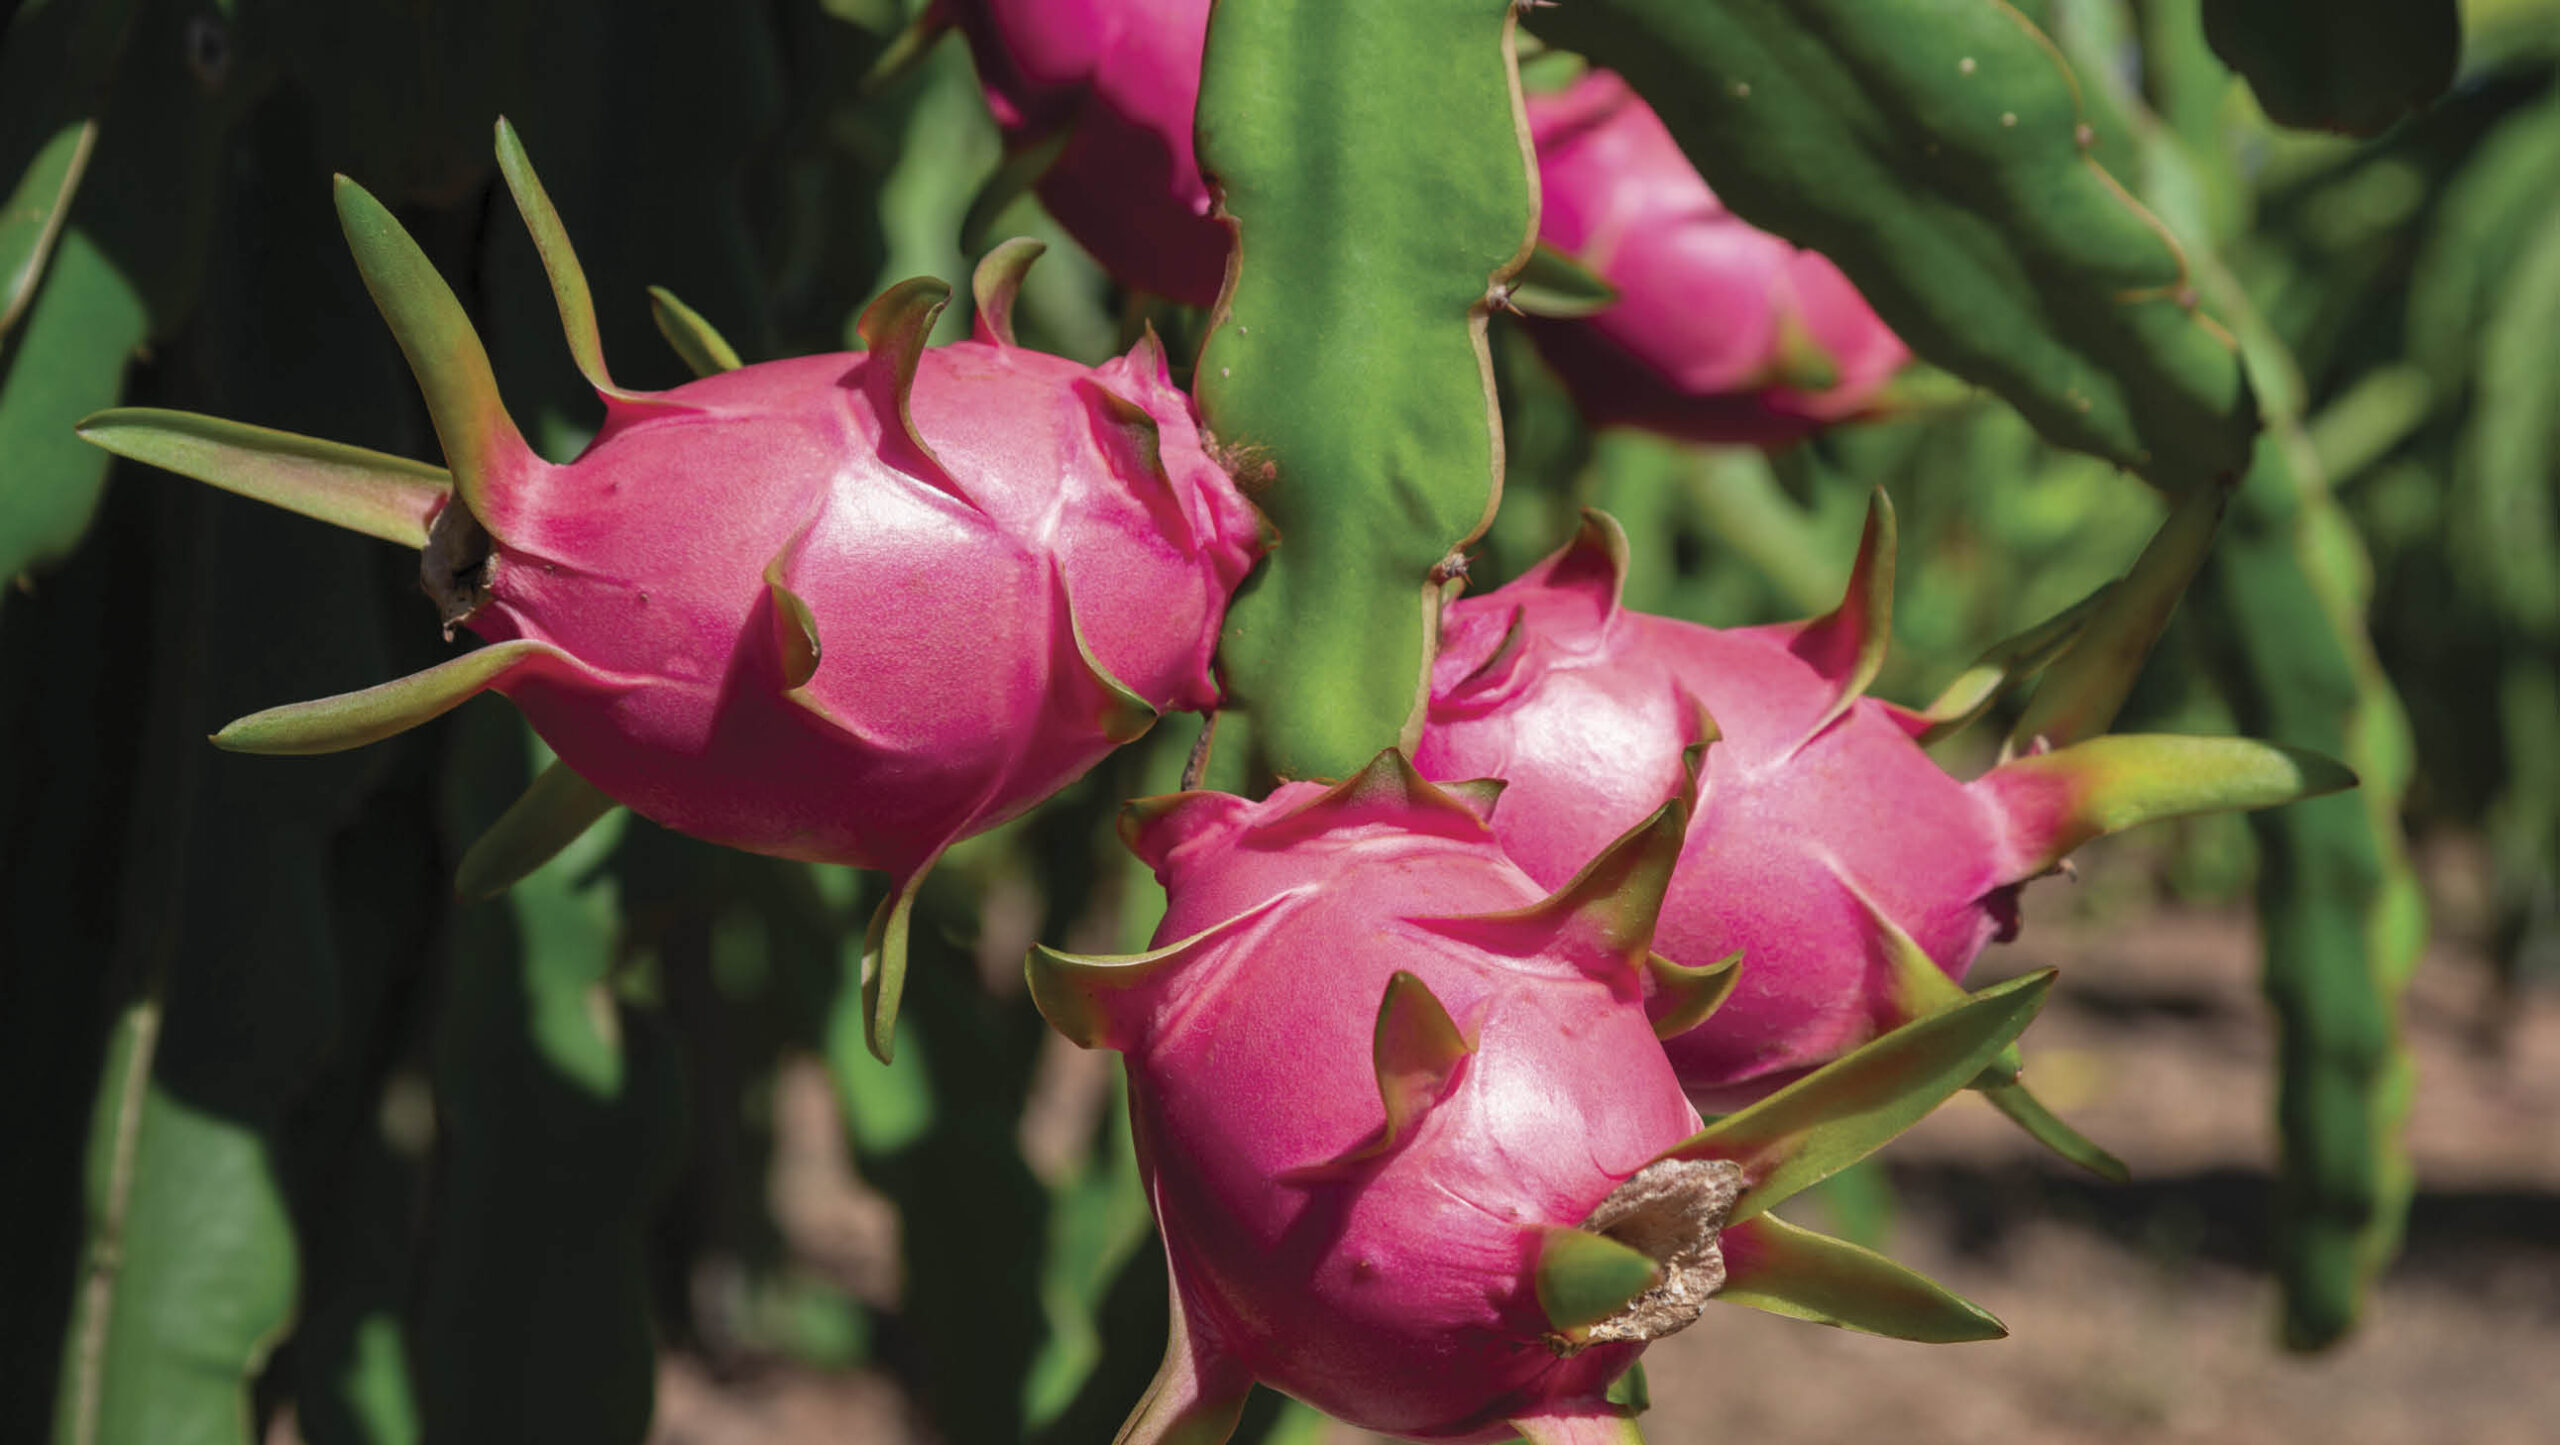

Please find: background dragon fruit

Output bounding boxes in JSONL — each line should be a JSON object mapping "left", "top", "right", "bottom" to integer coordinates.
{"left": 1521, "top": 67, "right": 1911, "bottom": 446}
{"left": 77, "top": 127, "right": 1263, "bottom": 1058}
{"left": 944, "top": 0, "right": 1228, "bottom": 306}
{"left": 1027, "top": 751, "right": 2051, "bottom": 1444}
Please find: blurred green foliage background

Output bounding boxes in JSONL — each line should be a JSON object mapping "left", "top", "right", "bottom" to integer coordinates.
{"left": 1, "top": 1, "right": 2553, "bottom": 1442}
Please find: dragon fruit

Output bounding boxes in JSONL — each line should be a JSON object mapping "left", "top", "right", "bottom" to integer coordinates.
{"left": 945, "top": 0, "right": 1227, "bottom": 307}
{"left": 75, "top": 123, "right": 1263, "bottom": 1058}
{"left": 1416, "top": 500, "right": 2355, "bottom": 1151}
{"left": 1523, "top": 68, "right": 1910, "bottom": 446}
{"left": 1027, "top": 750, "right": 2055, "bottom": 1444}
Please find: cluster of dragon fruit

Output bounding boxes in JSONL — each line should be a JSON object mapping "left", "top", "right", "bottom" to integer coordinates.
{"left": 76, "top": 4, "right": 2353, "bottom": 1443}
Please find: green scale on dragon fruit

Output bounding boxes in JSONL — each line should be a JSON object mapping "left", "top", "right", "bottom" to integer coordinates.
{"left": 1026, "top": 750, "right": 2060, "bottom": 1445}
{"left": 74, "top": 122, "right": 1264, "bottom": 1063}
{"left": 1416, "top": 500, "right": 2355, "bottom": 1173}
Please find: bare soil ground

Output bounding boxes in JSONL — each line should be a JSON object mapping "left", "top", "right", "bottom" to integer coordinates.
{"left": 651, "top": 837, "right": 2560, "bottom": 1445}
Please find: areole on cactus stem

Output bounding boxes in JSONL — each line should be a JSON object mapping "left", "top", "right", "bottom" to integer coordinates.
{"left": 1416, "top": 488, "right": 2358, "bottom": 1177}
{"left": 74, "top": 119, "right": 1265, "bottom": 1061}
{"left": 1026, "top": 749, "right": 2055, "bottom": 1445}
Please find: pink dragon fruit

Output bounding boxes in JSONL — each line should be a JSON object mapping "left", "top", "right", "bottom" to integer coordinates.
{"left": 75, "top": 123, "right": 1263, "bottom": 1058}
{"left": 1027, "top": 750, "right": 2053, "bottom": 1444}
{"left": 1524, "top": 68, "right": 1910, "bottom": 446}
{"left": 1417, "top": 501, "right": 2354, "bottom": 1141}
{"left": 945, "top": 0, "right": 1227, "bottom": 307}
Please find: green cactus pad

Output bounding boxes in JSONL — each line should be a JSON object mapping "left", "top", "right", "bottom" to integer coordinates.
{"left": 1192, "top": 0, "right": 1536, "bottom": 779}
{"left": 0, "top": 119, "right": 94, "bottom": 344}
{"left": 75, "top": 407, "right": 451, "bottom": 550}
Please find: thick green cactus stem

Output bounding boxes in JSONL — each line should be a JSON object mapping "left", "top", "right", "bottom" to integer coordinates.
{"left": 971, "top": 236, "right": 1046, "bottom": 345}
{"left": 646, "top": 285, "right": 742, "bottom": 376}
{"left": 454, "top": 761, "right": 620, "bottom": 902}
{"left": 74, "top": 408, "right": 449, "bottom": 549}
{"left": 1192, "top": 0, "right": 1537, "bottom": 779}
{"left": 2202, "top": 0, "right": 2459, "bottom": 138}
{"left": 2198, "top": 437, "right": 2423, "bottom": 1350}
{"left": 211, "top": 640, "right": 627, "bottom": 756}
{"left": 1664, "top": 969, "right": 2054, "bottom": 1221}
{"left": 1718, "top": 1213, "right": 2005, "bottom": 1342}
{"left": 2006, "top": 478, "right": 2231, "bottom": 757}
{"left": 493, "top": 118, "right": 649, "bottom": 404}
{"left": 1534, "top": 0, "right": 2258, "bottom": 494}
{"left": 332, "top": 177, "right": 535, "bottom": 538}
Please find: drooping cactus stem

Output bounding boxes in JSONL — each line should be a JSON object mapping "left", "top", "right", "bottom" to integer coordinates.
{"left": 332, "top": 176, "right": 538, "bottom": 538}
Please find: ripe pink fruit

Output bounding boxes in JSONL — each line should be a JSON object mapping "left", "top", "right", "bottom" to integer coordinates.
{"left": 1418, "top": 503, "right": 2352, "bottom": 1115}
{"left": 1524, "top": 69, "right": 1909, "bottom": 446}
{"left": 76, "top": 128, "right": 1263, "bottom": 1058}
{"left": 946, "top": 0, "right": 1228, "bottom": 306}
{"left": 1032, "top": 751, "right": 2049, "bottom": 1443}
